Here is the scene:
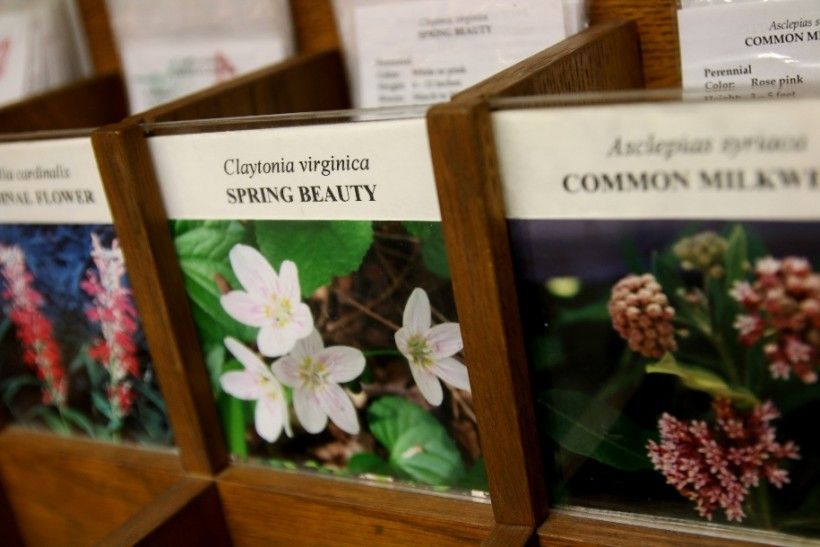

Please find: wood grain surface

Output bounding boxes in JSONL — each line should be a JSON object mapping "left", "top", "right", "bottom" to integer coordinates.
{"left": 590, "top": 0, "right": 681, "bottom": 88}
{"left": 0, "top": 74, "right": 127, "bottom": 133}
{"left": 217, "top": 464, "right": 494, "bottom": 546}
{"left": 76, "top": 0, "right": 121, "bottom": 73}
{"left": 0, "top": 427, "right": 181, "bottom": 546}
{"left": 290, "top": 0, "right": 341, "bottom": 53}
{"left": 99, "top": 477, "right": 231, "bottom": 546}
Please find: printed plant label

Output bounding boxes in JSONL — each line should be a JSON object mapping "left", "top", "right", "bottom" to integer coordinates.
{"left": 0, "top": 139, "right": 172, "bottom": 445}
{"left": 494, "top": 99, "right": 819, "bottom": 538}
{"left": 153, "top": 119, "right": 486, "bottom": 494}
{"left": 678, "top": 0, "right": 820, "bottom": 101}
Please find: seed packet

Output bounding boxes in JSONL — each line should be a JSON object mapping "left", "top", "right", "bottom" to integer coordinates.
{"left": 331, "top": 0, "right": 587, "bottom": 108}
{"left": 106, "top": 0, "right": 295, "bottom": 112}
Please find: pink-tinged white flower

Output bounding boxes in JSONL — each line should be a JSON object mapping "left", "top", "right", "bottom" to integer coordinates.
{"left": 81, "top": 235, "right": 140, "bottom": 419}
{"left": 730, "top": 255, "right": 820, "bottom": 383}
{"left": 394, "top": 288, "right": 470, "bottom": 406}
{"left": 647, "top": 399, "right": 799, "bottom": 523}
{"left": 0, "top": 244, "right": 67, "bottom": 406}
{"left": 608, "top": 274, "right": 677, "bottom": 358}
{"left": 220, "top": 244, "right": 313, "bottom": 357}
{"left": 221, "top": 337, "right": 291, "bottom": 443}
{"left": 272, "top": 329, "right": 364, "bottom": 435}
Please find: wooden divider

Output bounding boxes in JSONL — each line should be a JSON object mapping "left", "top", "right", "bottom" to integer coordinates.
{"left": 426, "top": 21, "right": 643, "bottom": 542}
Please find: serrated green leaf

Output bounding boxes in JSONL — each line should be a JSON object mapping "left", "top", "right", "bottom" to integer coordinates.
{"left": 368, "top": 396, "right": 465, "bottom": 486}
{"left": 402, "top": 221, "right": 450, "bottom": 279}
{"left": 255, "top": 220, "right": 373, "bottom": 297}
{"left": 540, "top": 388, "right": 653, "bottom": 471}
{"left": 646, "top": 353, "right": 757, "bottom": 406}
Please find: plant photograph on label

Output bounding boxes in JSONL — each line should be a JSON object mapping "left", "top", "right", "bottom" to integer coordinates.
{"left": 0, "top": 224, "right": 172, "bottom": 445}
{"left": 172, "top": 219, "right": 485, "bottom": 493}
{"left": 509, "top": 219, "right": 819, "bottom": 537}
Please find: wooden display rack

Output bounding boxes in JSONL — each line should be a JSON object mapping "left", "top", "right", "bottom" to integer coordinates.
{"left": 1, "top": 1, "right": 732, "bottom": 544}
{"left": 85, "top": 20, "right": 644, "bottom": 546}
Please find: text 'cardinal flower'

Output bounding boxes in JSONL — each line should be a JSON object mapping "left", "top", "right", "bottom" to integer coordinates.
{"left": 220, "top": 244, "right": 313, "bottom": 357}
{"left": 221, "top": 337, "right": 292, "bottom": 443}
{"left": 273, "top": 329, "right": 364, "bottom": 435}
{"left": 395, "top": 288, "right": 470, "bottom": 406}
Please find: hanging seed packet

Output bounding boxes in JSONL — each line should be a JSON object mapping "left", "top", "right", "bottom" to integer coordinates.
{"left": 152, "top": 115, "right": 487, "bottom": 495}
{"left": 0, "top": 138, "right": 172, "bottom": 445}
{"left": 494, "top": 97, "right": 819, "bottom": 539}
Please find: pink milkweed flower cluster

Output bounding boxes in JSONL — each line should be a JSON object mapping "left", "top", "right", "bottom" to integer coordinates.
{"left": 730, "top": 256, "right": 820, "bottom": 383}
{"left": 0, "top": 244, "right": 67, "bottom": 406}
{"left": 609, "top": 273, "right": 677, "bottom": 358}
{"left": 81, "top": 235, "right": 141, "bottom": 419}
{"left": 647, "top": 399, "right": 800, "bottom": 523}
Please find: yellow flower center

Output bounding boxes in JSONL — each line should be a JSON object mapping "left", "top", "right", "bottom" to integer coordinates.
{"left": 407, "top": 334, "right": 433, "bottom": 369}
{"left": 298, "top": 357, "right": 328, "bottom": 389}
{"left": 263, "top": 295, "right": 293, "bottom": 327}
{"left": 258, "top": 376, "right": 279, "bottom": 399}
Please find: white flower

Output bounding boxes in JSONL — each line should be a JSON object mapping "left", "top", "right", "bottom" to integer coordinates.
{"left": 273, "top": 329, "right": 364, "bottom": 435}
{"left": 220, "top": 244, "right": 313, "bottom": 357}
{"left": 220, "top": 337, "right": 292, "bottom": 443}
{"left": 395, "top": 288, "right": 470, "bottom": 406}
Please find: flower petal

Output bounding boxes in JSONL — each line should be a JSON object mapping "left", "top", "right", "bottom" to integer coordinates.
{"left": 321, "top": 346, "right": 365, "bottom": 383}
{"left": 277, "top": 260, "right": 302, "bottom": 301}
{"left": 402, "top": 288, "right": 431, "bottom": 332}
{"left": 271, "top": 355, "right": 301, "bottom": 388}
{"left": 229, "top": 244, "right": 278, "bottom": 295}
{"left": 409, "top": 362, "right": 443, "bottom": 406}
{"left": 257, "top": 324, "right": 297, "bottom": 357}
{"left": 290, "top": 328, "right": 323, "bottom": 362}
{"left": 291, "top": 303, "right": 315, "bottom": 338}
{"left": 220, "top": 371, "right": 263, "bottom": 400}
{"left": 220, "top": 291, "right": 267, "bottom": 327}
{"left": 224, "top": 337, "right": 270, "bottom": 377}
{"left": 254, "top": 396, "right": 285, "bottom": 442}
{"left": 294, "top": 387, "right": 327, "bottom": 433}
{"left": 317, "top": 383, "right": 359, "bottom": 435}
{"left": 427, "top": 323, "right": 463, "bottom": 359}
{"left": 432, "top": 357, "right": 471, "bottom": 392}
{"left": 394, "top": 327, "right": 412, "bottom": 358}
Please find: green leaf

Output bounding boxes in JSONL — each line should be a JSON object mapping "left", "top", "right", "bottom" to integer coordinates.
{"left": 346, "top": 452, "right": 394, "bottom": 477}
{"left": 174, "top": 220, "right": 247, "bottom": 259}
{"left": 1, "top": 375, "right": 40, "bottom": 406}
{"left": 255, "top": 220, "right": 373, "bottom": 297}
{"left": 219, "top": 393, "right": 248, "bottom": 457}
{"left": 723, "top": 224, "right": 748, "bottom": 286}
{"left": 540, "top": 388, "right": 652, "bottom": 471}
{"left": 457, "top": 458, "right": 488, "bottom": 491}
{"left": 555, "top": 300, "right": 610, "bottom": 326}
{"left": 204, "top": 343, "right": 227, "bottom": 396}
{"left": 529, "top": 334, "right": 565, "bottom": 371}
{"left": 60, "top": 407, "right": 96, "bottom": 437}
{"left": 402, "top": 221, "right": 450, "bottom": 279}
{"left": 92, "top": 391, "right": 116, "bottom": 421}
{"left": 368, "top": 396, "right": 465, "bottom": 486}
{"left": 646, "top": 353, "right": 757, "bottom": 406}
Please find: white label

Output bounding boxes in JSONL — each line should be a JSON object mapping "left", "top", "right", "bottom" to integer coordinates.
{"left": 0, "top": 11, "right": 32, "bottom": 107}
{"left": 0, "top": 138, "right": 112, "bottom": 224}
{"left": 122, "top": 35, "right": 286, "bottom": 112}
{"left": 493, "top": 99, "right": 820, "bottom": 220}
{"left": 151, "top": 118, "right": 441, "bottom": 221}
{"left": 679, "top": 0, "right": 820, "bottom": 101}
{"left": 354, "top": 0, "right": 566, "bottom": 108}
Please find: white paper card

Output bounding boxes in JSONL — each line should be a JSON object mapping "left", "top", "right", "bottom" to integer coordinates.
{"left": 353, "top": 0, "right": 566, "bottom": 108}
{"left": 0, "top": 138, "right": 113, "bottom": 224}
{"left": 0, "top": 11, "right": 32, "bottom": 107}
{"left": 151, "top": 118, "right": 442, "bottom": 221}
{"left": 121, "top": 36, "right": 286, "bottom": 113}
{"left": 494, "top": 99, "right": 820, "bottom": 220}
{"left": 679, "top": 0, "right": 820, "bottom": 100}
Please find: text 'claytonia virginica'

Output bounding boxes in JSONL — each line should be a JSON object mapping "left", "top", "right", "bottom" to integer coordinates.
{"left": 395, "top": 288, "right": 470, "bottom": 406}
{"left": 221, "top": 336, "right": 292, "bottom": 443}
{"left": 273, "top": 329, "right": 365, "bottom": 435}
{"left": 221, "top": 244, "right": 313, "bottom": 357}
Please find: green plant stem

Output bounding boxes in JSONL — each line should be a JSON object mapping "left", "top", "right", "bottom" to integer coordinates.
{"left": 676, "top": 315, "right": 742, "bottom": 386}
{"left": 753, "top": 483, "right": 774, "bottom": 530}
